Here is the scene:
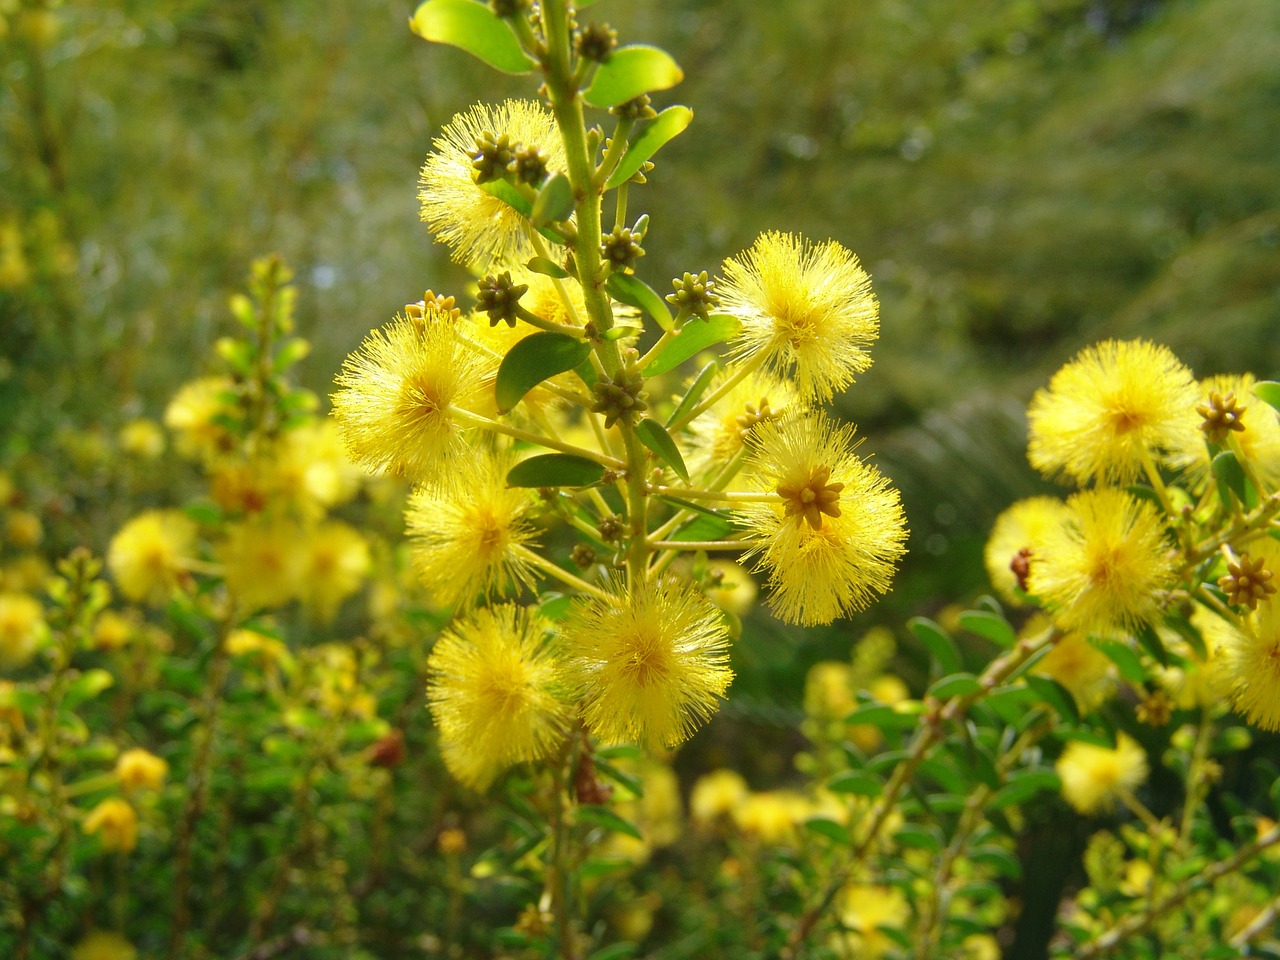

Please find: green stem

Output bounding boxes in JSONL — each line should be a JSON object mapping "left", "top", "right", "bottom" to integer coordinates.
{"left": 648, "top": 539, "right": 750, "bottom": 551}
{"left": 512, "top": 545, "right": 613, "bottom": 603}
{"left": 668, "top": 349, "right": 765, "bottom": 433}
{"left": 596, "top": 117, "right": 634, "bottom": 188}
{"left": 515, "top": 305, "right": 587, "bottom": 338}
{"left": 450, "top": 406, "right": 626, "bottom": 469}
{"left": 651, "top": 486, "right": 776, "bottom": 503}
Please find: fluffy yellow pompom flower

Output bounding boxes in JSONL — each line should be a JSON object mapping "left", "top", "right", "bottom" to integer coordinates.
{"left": 1169, "top": 373, "right": 1280, "bottom": 493}
{"left": 296, "top": 521, "right": 371, "bottom": 623}
{"left": 405, "top": 450, "right": 539, "bottom": 608}
{"left": 118, "top": 417, "right": 165, "bottom": 459}
{"left": 690, "top": 768, "right": 749, "bottom": 824}
{"left": 1027, "top": 339, "right": 1199, "bottom": 485}
{"left": 834, "top": 883, "right": 910, "bottom": 960}
{"left": 82, "top": 797, "right": 138, "bottom": 853}
{"left": 719, "top": 231, "right": 878, "bottom": 403}
{"left": 686, "top": 372, "right": 797, "bottom": 480}
{"left": 0, "top": 592, "right": 46, "bottom": 668}
{"left": 1055, "top": 733, "right": 1149, "bottom": 815}
{"left": 559, "top": 577, "right": 734, "bottom": 749}
{"left": 331, "top": 311, "right": 485, "bottom": 482}
{"left": 735, "top": 413, "right": 908, "bottom": 626}
{"left": 218, "top": 518, "right": 303, "bottom": 613}
{"left": 426, "top": 603, "right": 570, "bottom": 790}
{"left": 164, "top": 376, "right": 237, "bottom": 461}
{"left": 1027, "top": 488, "right": 1175, "bottom": 633}
{"left": 1210, "top": 599, "right": 1280, "bottom": 731}
{"left": 983, "top": 496, "right": 1072, "bottom": 606}
{"left": 418, "top": 99, "right": 565, "bottom": 270}
{"left": 107, "top": 510, "right": 197, "bottom": 605}
{"left": 115, "top": 748, "right": 168, "bottom": 793}
{"left": 732, "top": 790, "right": 810, "bottom": 845}
{"left": 71, "top": 931, "right": 138, "bottom": 960}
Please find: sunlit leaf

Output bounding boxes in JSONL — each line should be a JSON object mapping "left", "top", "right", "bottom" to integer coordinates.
{"left": 495, "top": 332, "right": 592, "bottom": 412}
{"left": 531, "top": 173, "right": 573, "bottom": 227}
{"left": 526, "top": 256, "right": 570, "bottom": 279}
{"left": 990, "top": 769, "right": 1061, "bottom": 810}
{"left": 605, "top": 106, "right": 694, "bottom": 188}
{"left": 927, "top": 673, "right": 983, "bottom": 700}
{"left": 643, "top": 313, "right": 740, "bottom": 376}
{"left": 409, "top": 0, "right": 536, "bottom": 75}
{"left": 506, "top": 454, "right": 606, "bottom": 488}
{"left": 1254, "top": 380, "right": 1280, "bottom": 413}
{"left": 606, "top": 272, "right": 673, "bottom": 332}
{"left": 583, "top": 45, "right": 683, "bottom": 108}
{"left": 577, "top": 805, "right": 644, "bottom": 841}
{"left": 827, "top": 770, "right": 882, "bottom": 797}
{"left": 635, "top": 418, "right": 689, "bottom": 482}
{"left": 957, "top": 609, "right": 1015, "bottom": 648}
{"left": 910, "top": 616, "right": 962, "bottom": 676}
{"left": 665, "top": 361, "right": 719, "bottom": 429}
{"left": 804, "top": 817, "right": 851, "bottom": 844}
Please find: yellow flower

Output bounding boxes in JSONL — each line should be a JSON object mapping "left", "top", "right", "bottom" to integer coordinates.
{"left": 164, "top": 376, "right": 237, "bottom": 461}
{"left": 690, "top": 768, "right": 749, "bottom": 824}
{"left": 91, "top": 611, "right": 135, "bottom": 652}
{"left": 1027, "top": 339, "right": 1199, "bottom": 485}
{"left": 559, "top": 577, "right": 734, "bottom": 749}
{"left": 405, "top": 450, "right": 539, "bottom": 609}
{"left": 331, "top": 311, "right": 485, "bottom": 482}
{"left": 296, "top": 521, "right": 371, "bottom": 623}
{"left": 983, "top": 496, "right": 1072, "bottom": 606}
{"left": 1027, "top": 488, "right": 1175, "bottom": 633}
{"left": 1169, "top": 373, "right": 1280, "bottom": 493}
{"left": 604, "top": 759, "right": 683, "bottom": 863}
{"left": 686, "top": 372, "right": 798, "bottom": 479}
{"left": 719, "top": 231, "right": 879, "bottom": 403}
{"left": 732, "top": 790, "right": 810, "bottom": 845}
{"left": 1032, "top": 626, "right": 1116, "bottom": 712}
{"left": 1210, "top": 599, "right": 1280, "bottom": 731}
{"left": 71, "top": 931, "right": 137, "bottom": 960}
{"left": 82, "top": 797, "right": 138, "bottom": 852}
{"left": 427, "top": 603, "right": 570, "bottom": 790}
{"left": 418, "top": 99, "right": 566, "bottom": 270}
{"left": 804, "top": 662, "right": 857, "bottom": 722}
{"left": 107, "top": 510, "right": 197, "bottom": 605}
{"left": 118, "top": 417, "right": 166, "bottom": 459}
{"left": 702, "top": 560, "right": 758, "bottom": 617}
{"left": 5, "top": 510, "right": 42, "bottom": 549}
{"left": 0, "top": 592, "right": 46, "bottom": 668}
{"left": 834, "top": 884, "right": 910, "bottom": 960}
{"left": 1055, "top": 733, "right": 1148, "bottom": 815}
{"left": 115, "top": 748, "right": 168, "bottom": 792}
{"left": 219, "top": 518, "right": 303, "bottom": 612}
{"left": 735, "top": 413, "right": 908, "bottom": 626}
{"left": 225, "top": 627, "right": 295, "bottom": 673}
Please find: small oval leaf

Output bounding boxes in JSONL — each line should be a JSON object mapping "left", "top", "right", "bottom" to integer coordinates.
{"left": 576, "top": 805, "right": 644, "bottom": 841}
{"left": 1253, "top": 380, "right": 1280, "bottom": 413}
{"left": 583, "top": 45, "right": 683, "bottom": 108}
{"left": 957, "top": 609, "right": 1016, "bottom": 648}
{"left": 410, "top": 0, "right": 536, "bottom": 75}
{"left": 531, "top": 173, "right": 573, "bottom": 227}
{"left": 526, "top": 256, "right": 570, "bottom": 279}
{"left": 635, "top": 418, "right": 689, "bottom": 483}
{"left": 827, "top": 770, "right": 883, "bottom": 797}
{"left": 804, "top": 817, "right": 851, "bottom": 844}
{"left": 643, "top": 313, "right": 741, "bottom": 375}
{"left": 909, "top": 616, "right": 962, "bottom": 676}
{"left": 496, "top": 332, "right": 592, "bottom": 412}
{"left": 605, "top": 106, "right": 694, "bottom": 189}
{"left": 1212, "top": 449, "right": 1254, "bottom": 508}
{"left": 665, "top": 361, "right": 719, "bottom": 430}
{"left": 506, "top": 454, "right": 606, "bottom": 488}
{"left": 927, "top": 673, "right": 983, "bottom": 701}
{"left": 478, "top": 180, "right": 568, "bottom": 244}
{"left": 1024, "top": 675, "right": 1080, "bottom": 725}
{"left": 606, "top": 272, "right": 673, "bottom": 332}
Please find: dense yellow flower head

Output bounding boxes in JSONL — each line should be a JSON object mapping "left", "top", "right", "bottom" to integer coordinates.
{"left": 719, "top": 231, "right": 879, "bottom": 403}
{"left": 735, "top": 413, "right": 908, "bottom": 626}
{"left": 1027, "top": 339, "right": 1199, "bottom": 485}
{"left": 731, "top": 789, "right": 810, "bottom": 845}
{"left": 91, "top": 610, "right": 135, "bottom": 652}
{"left": 405, "top": 450, "right": 539, "bottom": 608}
{"left": 1031, "top": 626, "right": 1116, "bottom": 712}
{"left": 1210, "top": 594, "right": 1280, "bottom": 731}
{"left": 82, "top": 797, "right": 138, "bottom": 853}
{"left": 702, "top": 559, "right": 758, "bottom": 617}
{"left": 71, "top": 931, "right": 138, "bottom": 960}
{"left": 118, "top": 417, "right": 166, "bottom": 459}
{"left": 690, "top": 768, "right": 749, "bottom": 824}
{"left": 296, "top": 521, "right": 371, "bottom": 623}
{"left": 0, "top": 591, "right": 46, "bottom": 668}
{"left": 331, "top": 311, "right": 485, "bottom": 482}
{"left": 418, "top": 99, "right": 565, "bottom": 270}
{"left": 218, "top": 518, "right": 304, "bottom": 613}
{"left": 266, "top": 420, "right": 364, "bottom": 517}
{"left": 1027, "top": 488, "right": 1175, "bottom": 633}
{"left": 686, "top": 372, "right": 797, "bottom": 480}
{"left": 164, "top": 376, "right": 237, "bottom": 461}
{"left": 115, "top": 748, "right": 168, "bottom": 793}
{"left": 559, "top": 577, "right": 733, "bottom": 749}
{"left": 1169, "top": 373, "right": 1280, "bottom": 493}
{"left": 426, "top": 603, "right": 570, "bottom": 790}
{"left": 983, "top": 496, "right": 1072, "bottom": 606}
{"left": 107, "top": 510, "right": 197, "bottom": 605}
{"left": 834, "top": 883, "right": 910, "bottom": 960}
{"left": 1055, "top": 732, "right": 1149, "bottom": 815}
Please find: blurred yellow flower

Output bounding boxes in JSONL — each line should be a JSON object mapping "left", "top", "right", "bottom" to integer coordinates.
{"left": 5, "top": 510, "right": 42, "bottom": 549}
{"left": 1027, "top": 339, "right": 1199, "bottom": 485}
{"left": 164, "top": 376, "right": 237, "bottom": 461}
{"left": 1032, "top": 627, "right": 1116, "bottom": 712}
{"left": 91, "top": 611, "right": 135, "bottom": 652}
{"left": 1210, "top": 597, "right": 1280, "bottom": 731}
{"left": 107, "top": 510, "right": 197, "bottom": 605}
{"left": 1055, "top": 733, "right": 1148, "bottom": 815}
{"left": 983, "top": 496, "right": 1071, "bottom": 606}
{"left": 297, "top": 521, "right": 371, "bottom": 623}
{"left": 83, "top": 797, "right": 138, "bottom": 853}
{"left": 720, "top": 231, "right": 879, "bottom": 404}
{"left": 559, "top": 577, "right": 733, "bottom": 749}
{"left": 686, "top": 372, "right": 797, "bottom": 479}
{"left": 732, "top": 790, "right": 809, "bottom": 845}
{"left": 690, "top": 768, "right": 749, "bottom": 824}
{"left": 0, "top": 592, "right": 45, "bottom": 668}
{"left": 834, "top": 883, "right": 909, "bottom": 960}
{"left": 71, "top": 930, "right": 137, "bottom": 960}
{"left": 118, "top": 417, "right": 165, "bottom": 459}
{"left": 115, "top": 748, "right": 168, "bottom": 793}
{"left": 219, "top": 518, "right": 303, "bottom": 613}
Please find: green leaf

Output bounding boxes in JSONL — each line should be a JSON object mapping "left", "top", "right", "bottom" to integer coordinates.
{"left": 605, "top": 106, "right": 694, "bottom": 189}
{"left": 804, "top": 817, "right": 851, "bottom": 844}
{"left": 990, "top": 769, "right": 1061, "bottom": 810}
{"left": 927, "top": 673, "right": 983, "bottom": 700}
{"left": 1025, "top": 675, "right": 1079, "bottom": 725}
{"left": 526, "top": 256, "right": 569, "bottom": 279}
{"left": 957, "top": 609, "right": 1016, "bottom": 648}
{"left": 634, "top": 418, "right": 689, "bottom": 482}
{"left": 1091, "top": 638, "right": 1147, "bottom": 685}
{"left": 478, "top": 180, "right": 568, "bottom": 244}
{"left": 970, "top": 844, "right": 1022, "bottom": 880}
{"left": 669, "top": 511, "right": 735, "bottom": 543}
{"left": 1134, "top": 623, "right": 1170, "bottom": 667}
{"left": 530, "top": 173, "right": 573, "bottom": 227}
{"left": 495, "top": 332, "right": 592, "bottom": 412}
{"left": 827, "top": 770, "right": 882, "bottom": 797}
{"left": 644, "top": 313, "right": 741, "bottom": 376}
{"left": 910, "top": 617, "right": 962, "bottom": 676}
{"left": 576, "top": 805, "right": 644, "bottom": 841}
{"left": 606, "top": 272, "right": 673, "bottom": 332}
{"left": 538, "top": 593, "right": 574, "bottom": 621}
{"left": 593, "top": 758, "right": 644, "bottom": 798}
{"left": 665, "top": 361, "right": 719, "bottom": 430}
{"left": 183, "top": 499, "right": 224, "bottom": 526}
{"left": 1254, "top": 380, "right": 1280, "bottom": 413}
{"left": 409, "top": 0, "right": 536, "bottom": 75}
{"left": 63, "top": 669, "right": 114, "bottom": 709}
{"left": 272, "top": 336, "right": 310, "bottom": 374}
{"left": 1212, "top": 449, "right": 1255, "bottom": 509}
{"left": 894, "top": 824, "right": 943, "bottom": 852}
{"left": 506, "top": 454, "right": 606, "bottom": 488}
{"left": 583, "top": 44, "right": 683, "bottom": 108}
{"left": 587, "top": 944, "right": 640, "bottom": 960}
{"left": 846, "top": 703, "right": 921, "bottom": 731}
{"left": 215, "top": 337, "right": 254, "bottom": 375}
